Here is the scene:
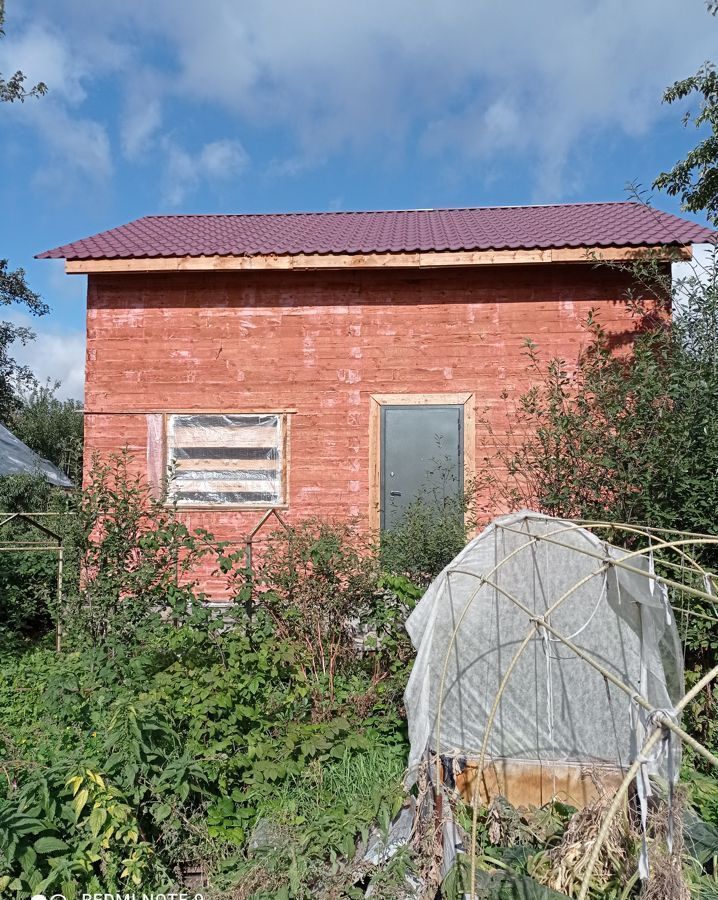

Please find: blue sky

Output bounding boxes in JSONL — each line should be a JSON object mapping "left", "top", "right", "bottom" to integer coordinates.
{"left": 1, "top": 0, "right": 716, "bottom": 399}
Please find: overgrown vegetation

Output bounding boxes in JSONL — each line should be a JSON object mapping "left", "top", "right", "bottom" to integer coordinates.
{"left": 380, "top": 462, "right": 482, "bottom": 586}
{"left": 0, "top": 474, "right": 68, "bottom": 639}
{"left": 2, "top": 445, "right": 709, "bottom": 897}
{"left": 10, "top": 383, "right": 84, "bottom": 482}
{"left": 480, "top": 249, "right": 718, "bottom": 767}
{"left": 0, "top": 384, "right": 83, "bottom": 642}
{"left": 485, "top": 256, "right": 718, "bottom": 543}
{"left": 0, "top": 454, "right": 413, "bottom": 898}
{"left": 1, "top": 2, "right": 718, "bottom": 894}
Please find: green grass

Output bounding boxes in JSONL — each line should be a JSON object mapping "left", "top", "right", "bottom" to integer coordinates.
{"left": 257, "top": 740, "right": 407, "bottom": 833}
{"left": 211, "top": 741, "right": 408, "bottom": 899}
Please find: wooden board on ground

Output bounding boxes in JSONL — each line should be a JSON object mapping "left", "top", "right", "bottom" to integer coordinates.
{"left": 455, "top": 758, "right": 626, "bottom": 809}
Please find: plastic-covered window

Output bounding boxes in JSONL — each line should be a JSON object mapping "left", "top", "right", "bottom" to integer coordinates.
{"left": 167, "top": 414, "right": 284, "bottom": 506}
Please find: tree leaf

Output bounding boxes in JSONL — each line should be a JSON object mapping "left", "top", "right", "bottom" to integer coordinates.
{"left": 154, "top": 802, "right": 172, "bottom": 823}
{"left": 73, "top": 788, "right": 89, "bottom": 821}
{"left": 34, "top": 835, "right": 70, "bottom": 854}
{"left": 88, "top": 805, "right": 108, "bottom": 837}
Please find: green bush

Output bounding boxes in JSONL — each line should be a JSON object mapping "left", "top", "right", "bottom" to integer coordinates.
{"left": 380, "top": 467, "right": 482, "bottom": 586}
{"left": 0, "top": 460, "right": 412, "bottom": 898}
{"left": 257, "top": 518, "right": 415, "bottom": 693}
{"left": 60, "top": 449, "right": 221, "bottom": 648}
{"left": 0, "top": 608, "right": 408, "bottom": 898}
{"left": 486, "top": 257, "right": 718, "bottom": 554}
{"left": 9, "top": 382, "right": 83, "bottom": 483}
{"left": 484, "top": 254, "right": 718, "bottom": 766}
{"left": 0, "top": 474, "right": 72, "bottom": 640}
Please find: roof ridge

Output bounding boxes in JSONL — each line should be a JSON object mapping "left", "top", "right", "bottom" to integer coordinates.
{"left": 142, "top": 200, "right": 641, "bottom": 220}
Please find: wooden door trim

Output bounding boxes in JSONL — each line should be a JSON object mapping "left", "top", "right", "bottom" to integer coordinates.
{"left": 368, "top": 392, "right": 476, "bottom": 534}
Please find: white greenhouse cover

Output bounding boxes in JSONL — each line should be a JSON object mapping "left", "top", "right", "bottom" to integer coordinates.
{"left": 0, "top": 423, "right": 73, "bottom": 488}
{"left": 404, "top": 511, "right": 683, "bottom": 778}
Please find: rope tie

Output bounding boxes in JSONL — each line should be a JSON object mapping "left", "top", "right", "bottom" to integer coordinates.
{"left": 648, "top": 539, "right": 656, "bottom": 598}
{"left": 703, "top": 573, "right": 718, "bottom": 620}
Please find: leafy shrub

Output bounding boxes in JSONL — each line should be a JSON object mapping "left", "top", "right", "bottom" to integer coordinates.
{"left": 0, "top": 766, "right": 158, "bottom": 899}
{"left": 0, "top": 607, "right": 409, "bottom": 898}
{"left": 380, "top": 468, "right": 482, "bottom": 586}
{"left": 256, "top": 519, "right": 412, "bottom": 695}
{"left": 687, "top": 771, "right": 718, "bottom": 828}
{"left": 380, "top": 494, "right": 467, "bottom": 586}
{"left": 0, "top": 452, "right": 419, "bottom": 898}
{"left": 486, "top": 258, "right": 718, "bottom": 560}
{"left": 0, "top": 474, "right": 72, "bottom": 640}
{"left": 61, "top": 449, "right": 220, "bottom": 647}
{"left": 9, "top": 382, "right": 83, "bottom": 483}
{"left": 0, "top": 463, "right": 412, "bottom": 897}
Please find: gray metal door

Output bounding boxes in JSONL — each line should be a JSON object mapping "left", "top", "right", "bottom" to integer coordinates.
{"left": 380, "top": 404, "right": 463, "bottom": 530}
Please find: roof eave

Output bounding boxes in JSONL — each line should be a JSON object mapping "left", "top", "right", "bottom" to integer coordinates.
{"left": 59, "top": 244, "right": 693, "bottom": 275}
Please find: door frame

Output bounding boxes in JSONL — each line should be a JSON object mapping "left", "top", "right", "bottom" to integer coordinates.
{"left": 368, "top": 392, "right": 475, "bottom": 533}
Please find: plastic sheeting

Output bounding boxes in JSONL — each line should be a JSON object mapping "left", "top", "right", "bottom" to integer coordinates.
{"left": 167, "top": 413, "right": 283, "bottom": 506}
{"left": 404, "top": 510, "right": 683, "bottom": 780}
{"left": 146, "top": 413, "right": 165, "bottom": 498}
{"left": 0, "top": 423, "right": 73, "bottom": 487}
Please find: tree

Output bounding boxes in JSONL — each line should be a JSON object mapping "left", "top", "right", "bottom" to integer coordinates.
{"left": 11, "top": 382, "right": 84, "bottom": 482}
{"left": 487, "top": 264, "right": 718, "bottom": 553}
{"left": 0, "top": 262, "right": 49, "bottom": 423}
{"left": 654, "top": 64, "right": 718, "bottom": 226}
{"left": 653, "top": 3, "right": 718, "bottom": 224}
{"left": 0, "top": 1, "right": 48, "bottom": 424}
{"left": 0, "top": 1, "right": 46, "bottom": 102}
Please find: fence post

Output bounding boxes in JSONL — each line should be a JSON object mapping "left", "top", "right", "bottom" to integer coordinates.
{"left": 56, "top": 544, "right": 64, "bottom": 652}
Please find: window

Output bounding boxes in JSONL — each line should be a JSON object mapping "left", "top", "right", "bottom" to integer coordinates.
{"left": 166, "top": 414, "right": 286, "bottom": 507}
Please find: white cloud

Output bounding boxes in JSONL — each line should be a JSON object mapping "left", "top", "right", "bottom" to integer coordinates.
{"left": 0, "top": 22, "right": 86, "bottom": 103}
{"left": 0, "top": 14, "right": 128, "bottom": 101}
{"left": 5, "top": 0, "right": 718, "bottom": 199}
{"left": 116, "top": 0, "right": 717, "bottom": 195}
{"left": 8, "top": 312, "right": 85, "bottom": 401}
{"left": 122, "top": 96, "right": 163, "bottom": 160}
{"left": 0, "top": 19, "right": 114, "bottom": 189}
{"left": 422, "top": 97, "right": 525, "bottom": 163}
{"left": 28, "top": 102, "right": 113, "bottom": 185}
{"left": 19, "top": 330, "right": 85, "bottom": 401}
{"left": 161, "top": 138, "right": 249, "bottom": 206}
{"left": 200, "top": 139, "right": 249, "bottom": 179}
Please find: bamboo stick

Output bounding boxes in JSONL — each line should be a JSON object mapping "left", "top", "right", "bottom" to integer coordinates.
{"left": 577, "top": 665, "right": 718, "bottom": 900}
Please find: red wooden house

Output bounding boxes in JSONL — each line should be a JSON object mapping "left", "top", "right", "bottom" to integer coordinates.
{"left": 38, "top": 202, "right": 712, "bottom": 595}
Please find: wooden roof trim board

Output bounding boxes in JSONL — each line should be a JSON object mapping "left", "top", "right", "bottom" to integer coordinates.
{"left": 81, "top": 409, "right": 299, "bottom": 415}
{"left": 64, "top": 244, "right": 691, "bottom": 274}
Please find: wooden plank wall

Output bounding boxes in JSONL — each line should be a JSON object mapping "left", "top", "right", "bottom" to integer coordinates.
{"left": 84, "top": 263, "right": 651, "bottom": 598}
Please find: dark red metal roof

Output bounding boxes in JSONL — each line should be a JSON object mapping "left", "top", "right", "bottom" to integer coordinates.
{"left": 37, "top": 202, "right": 715, "bottom": 261}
